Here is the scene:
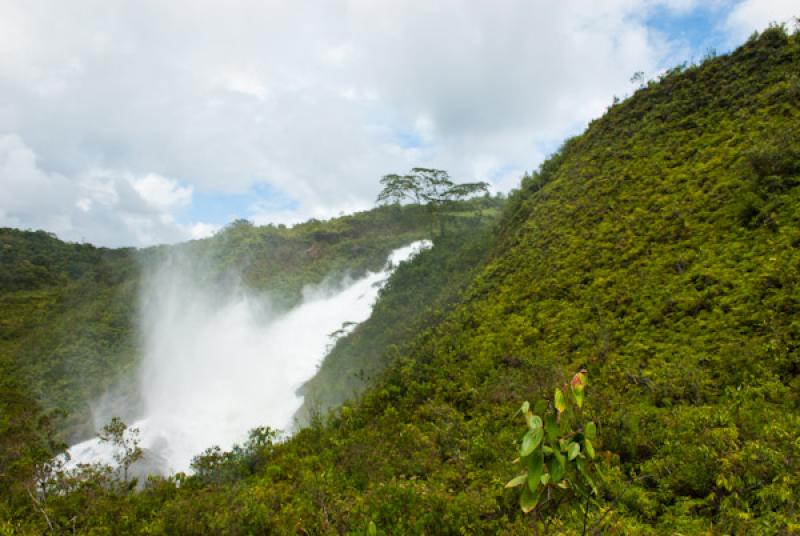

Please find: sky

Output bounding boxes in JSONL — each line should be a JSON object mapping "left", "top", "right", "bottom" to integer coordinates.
{"left": 0, "top": 0, "right": 796, "bottom": 247}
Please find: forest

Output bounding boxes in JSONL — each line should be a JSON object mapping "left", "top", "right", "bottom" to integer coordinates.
{"left": 1, "top": 25, "right": 799, "bottom": 534}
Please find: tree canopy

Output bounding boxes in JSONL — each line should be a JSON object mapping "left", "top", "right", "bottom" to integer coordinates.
{"left": 376, "top": 168, "right": 489, "bottom": 207}
{"left": 377, "top": 168, "right": 490, "bottom": 235}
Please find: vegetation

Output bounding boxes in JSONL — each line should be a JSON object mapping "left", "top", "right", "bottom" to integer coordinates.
{"left": 0, "top": 205, "right": 435, "bottom": 441}
{"left": 298, "top": 202, "right": 500, "bottom": 422}
{"left": 0, "top": 229, "right": 139, "bottom": 441}
{"left": 189, "top": 426, "right": 280, "bottom": 486}
{"left": 377, "top": 168, "right": 490, "bottom": 235}
{"left": 178, "top": 204, "right": 438, "bottom": 308}
{"left": 506, "top": 371, "right": 602, "bottom": 533}
{"left": 98, "top": 418, "right": 142, "bottom": 484}
{"left": 0, "top": 205, "right": 435, "bottom": 521}
{"left": 1, "top": 25, "right": 800, "bottom": 534}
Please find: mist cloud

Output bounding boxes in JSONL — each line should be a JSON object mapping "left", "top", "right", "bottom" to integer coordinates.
{"left": 67, "top": 240, "right": 431, "bottom": 474}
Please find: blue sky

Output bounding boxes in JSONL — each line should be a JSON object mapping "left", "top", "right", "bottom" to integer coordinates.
{"left": 649, "top": 4, "right": 729, "bottom": 56}
{"left": 0, "top": 0, "right": 796, "bottom": 246}
{"left": 188, "top": 185, "right": 299, "bottom": 228}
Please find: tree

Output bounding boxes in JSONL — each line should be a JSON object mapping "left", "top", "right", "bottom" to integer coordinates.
{"left": 375, "top": 168, "right": 489, "bottom": 235}
{"left": 376, "top": 173, "right": 423, "bottom": 205}
{"left": 190, "top": 426, "right": 279, "bottom": 485}
{"left": 98, "top": 417, "right": 142, "bottom": 484}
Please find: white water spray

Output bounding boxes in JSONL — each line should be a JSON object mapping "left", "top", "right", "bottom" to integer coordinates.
{"left": 66, "top": 240, "right": 431, "bottom": 474}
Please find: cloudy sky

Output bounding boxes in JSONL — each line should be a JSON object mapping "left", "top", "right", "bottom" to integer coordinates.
{"left": 0, "top": 0, "right": 796, "bottom": 247}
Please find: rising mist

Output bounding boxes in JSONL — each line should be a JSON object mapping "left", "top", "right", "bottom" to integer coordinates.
{"left": 67, "top": 240, "right": 431, "bottom": 474}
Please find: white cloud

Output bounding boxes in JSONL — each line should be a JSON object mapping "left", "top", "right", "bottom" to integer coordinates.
{"left": 0, "top": 134, "right": 210, "bottom": 247}
{"left": 0, "top": 0, "right": 772, "bottom": 246}
{"left": 724, "top": 0, "right": 798, "bottom": 42}
{"left": 221, "top": 73, "right": 269, "bottom": 100}
{"left": 0, "top": 134, "right": 77, "bottom": 237}
{"left": 189, "top": 222, "right": 220, "bottom": 240}
{"left": 322, "top": 44, "right": 356, "bottom": 65}
{"left": 415, "top": 116, "right": 435, "bottom": 144}
{"left": 130, "top": 173, "right": 193, "bottom": 210}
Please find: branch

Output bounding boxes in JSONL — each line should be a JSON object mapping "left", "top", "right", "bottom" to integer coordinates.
{"left": 27, "top": 487, "right": 55, "bottom": 532}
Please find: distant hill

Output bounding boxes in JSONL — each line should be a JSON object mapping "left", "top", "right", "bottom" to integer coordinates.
{"left": 0, "top": 204, "right": 443, "bottom": 444}
{"left": 2, "top": 26, "right": 799, "bottom": 534}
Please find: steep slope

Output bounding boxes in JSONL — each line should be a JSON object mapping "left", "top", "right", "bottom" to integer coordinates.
{"left": 298, "top": 214, "right": 497, "bottom": 422}
{"left": 0, "top": 229, "right": 139, "bottom": 441}
{"left": 299, "top": 27, "right": 800, "bottom": 532}
{"left": 5, "top": 27, "right": 800, "bottom": 534}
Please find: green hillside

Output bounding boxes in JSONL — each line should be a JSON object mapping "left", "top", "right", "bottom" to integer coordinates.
{"left": 298, "top": 217, "right": 497, "bottom": 423}
{"left": 3, "top": 26, "right": 800, "bottom": 534}
{"left": 0, "top": 205, "right": 435, "bottom": 448}
{"left": 0, "top": 229, "right": 140, "bottom": 442}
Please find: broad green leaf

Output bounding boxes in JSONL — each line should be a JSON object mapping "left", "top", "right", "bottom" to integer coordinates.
{"left": 526, "top": 414, "right": 543, "bottom": 431}
{"left": 584, "top": 438, "right": 595, "bottom": 459}
{"left": 533, "top": 428, "right": 544, "bottom": 450}
{"left": 540, "top": 473, "right": 551, "bottom": 486}
{"left": 545, "top": 413, "right": 559, "bottom": 441}
{"left": 520, "top": 485, "right": 541, "bottom": 513}
{"left": 572, "top": 388, "right": 584, "bottom": 408}
{"left": 568, "top": 442, "right": 580, "bottom": 461}
{"left": 585, "top": 422, "right": 597, "bottom": 441}
{"left": 554, "top": 388, "right": 566, "bottom": 414}
{"left": 548, "top": 454, "right": 564, "bottom": 482}
{"left": 521, "top": 401, "right": 530, "bottom": 414}
{"left": 505, "top": 474, "right": 528, "bottom": 488}
{"left": 527, "top": 449, "right": 544, "bottom": 492}
{"left": 368, "top": 521, "right": 377, "bottom": 536}
{"left": 553, "top": 447, "right": 565, "bottom": 467}
{"left": 520, "top": 428, "right": 543, "bottom": 457}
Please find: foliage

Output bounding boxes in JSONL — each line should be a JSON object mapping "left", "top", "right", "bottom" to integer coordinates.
{"left": 0, "top": 204, "right": 437, "bottom": 528}
{"left": 180, "top": 203, "right": 437, "bottom": 308}
{"left": 376, "top": 168, "right": 489, "bottom": 207}
{"left": 0, "top": 204, "right": 434, "bottom": 442}
{"left": 506, "top": 371, "right": 604, "bottom": 534}
{"left": 376, "top": 168, "right": 490, "bottom": 235}
{"left": 98, "top": 417, "right": 143, "bottom": 484}
{"left": 0, "top": 228, "right": 138, "bottom": 440}
{"left": 298, "top": 208, "right": 499, "bottom": 421}
{"left": 189, "top": 426, "right": 279, "bottom": 485}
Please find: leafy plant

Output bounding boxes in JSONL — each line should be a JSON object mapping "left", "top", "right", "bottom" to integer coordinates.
{"left": 98, "top": 417, "right": 142, "bottom": 484}
{"left": 190, "top": 426, "right": 279, "bottom": 485}
{"left": 506, "top": 370, "right": 600, "bottom": 521}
